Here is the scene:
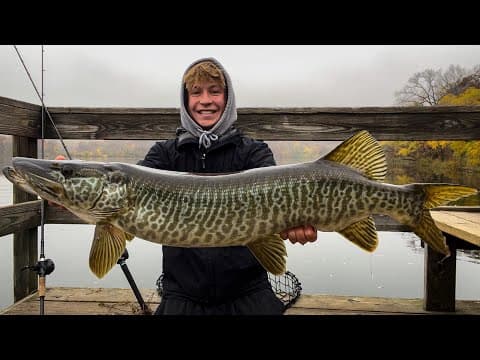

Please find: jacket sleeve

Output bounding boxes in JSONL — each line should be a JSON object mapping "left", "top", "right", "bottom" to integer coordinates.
{"left": 136, "top": 141, "right": 171, "bottom": 170}
{"left": 246, "top": 140, "right": 276, "bottom": 169}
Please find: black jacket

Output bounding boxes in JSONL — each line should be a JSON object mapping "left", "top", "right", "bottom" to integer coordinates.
{"left": 138, "top": 128, "right": 276, "bottom": 304}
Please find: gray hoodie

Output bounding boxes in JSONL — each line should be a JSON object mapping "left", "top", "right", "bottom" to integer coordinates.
{"left": 179, "top": 57, "right": 237, "bottom": 149}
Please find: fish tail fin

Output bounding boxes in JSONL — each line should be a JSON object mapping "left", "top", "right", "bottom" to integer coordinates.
{"left": 421, "top": 184, "right": 478, "bottom": 209}
{"left": 412, "top": 184, "right": 478, "bottom": 256}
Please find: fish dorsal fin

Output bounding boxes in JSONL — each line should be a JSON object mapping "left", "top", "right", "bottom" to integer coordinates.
{"left": 89, "top": 222, "right": 128, "bottom": 278}
{"left": 247, "top": 234, "right": 287, "bottom": 275}
{"left": 338, "top": 216, "right": 379, "bottom": 252}
{"left": 322, "top": 130, "right": 387, "bottom": 181}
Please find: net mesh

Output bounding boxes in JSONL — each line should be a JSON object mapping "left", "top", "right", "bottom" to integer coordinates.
{"left": 268, "top": 270, "right": 302, "bottom": 310}
{"left": 155, "top": 270, "right": 302, "bottom": 311}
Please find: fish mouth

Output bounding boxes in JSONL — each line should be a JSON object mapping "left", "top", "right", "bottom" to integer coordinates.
{"left": 2, "top": 166, "right": 38, "bottom": 195}
{"left": 11, "top": 157, "right": 65, "bottom": 200}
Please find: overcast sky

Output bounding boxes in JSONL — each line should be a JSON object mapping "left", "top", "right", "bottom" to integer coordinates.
{"left": 1, "top": 45, "right": 479, "bottom": 108}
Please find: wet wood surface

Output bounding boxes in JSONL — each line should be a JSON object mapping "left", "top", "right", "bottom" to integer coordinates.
{"left": 431, "top": 210, "right": 480, "bottom": 247}
{"left": 2, "top": 287, "right": 480, "bottom": 315}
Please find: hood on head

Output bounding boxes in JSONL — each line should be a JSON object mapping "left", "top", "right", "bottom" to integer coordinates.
{"left": 179, "top": 57, "right": 237, "bottom": 149}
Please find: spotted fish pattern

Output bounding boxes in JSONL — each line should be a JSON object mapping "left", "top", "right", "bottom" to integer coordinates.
{"left": 5, "top": 131, "right": 477, "bottom": 278}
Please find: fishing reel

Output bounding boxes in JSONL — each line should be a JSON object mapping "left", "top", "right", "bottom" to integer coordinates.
{"left": 22, "top": 258, "right": 55, "bottom": 277}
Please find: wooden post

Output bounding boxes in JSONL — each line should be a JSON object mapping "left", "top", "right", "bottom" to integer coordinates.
{"left": 12, "top": 135, "right": 38, "bottom": 302}
{"left": 424, "top": 234, "right": 457, "bottom": 312}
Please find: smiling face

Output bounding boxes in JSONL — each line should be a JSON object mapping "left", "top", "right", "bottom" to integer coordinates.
{"left": 183, "top": 60, "right": 227, "bottom": 130}
{"left": 187, "top": 81, "right": 226, "bottom": 129}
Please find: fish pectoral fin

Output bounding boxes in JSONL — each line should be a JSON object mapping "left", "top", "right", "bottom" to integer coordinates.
{"left": 338, "top": 216, "right": 378, "bottom": 252}
{"left": 89, "top": 222, "right": 128, "bottom": 278}
{"left": 247, "top": 234, "right": 287, "bottom": 275}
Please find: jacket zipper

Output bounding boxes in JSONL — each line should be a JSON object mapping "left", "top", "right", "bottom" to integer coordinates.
{"left": 201, "top": 152, "right": 206, "bottom": 169}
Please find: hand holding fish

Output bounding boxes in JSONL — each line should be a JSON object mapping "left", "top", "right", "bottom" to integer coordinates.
{"left": 280, "top": 225, "right": 317, "bottom": 245}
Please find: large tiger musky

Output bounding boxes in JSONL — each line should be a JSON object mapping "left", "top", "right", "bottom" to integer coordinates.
{"left": 3, "top": 131, "right": 477, "bottom": 278}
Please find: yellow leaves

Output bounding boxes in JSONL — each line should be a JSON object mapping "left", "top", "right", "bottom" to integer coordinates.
{"left": 425, "top": 140, "right": 448, "bottom": 150}
{"left": 439, "top": 87, "right": 480, "bottom": 105}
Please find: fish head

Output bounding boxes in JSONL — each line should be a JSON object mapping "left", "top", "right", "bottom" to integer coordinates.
{"left": 10, "top": 157, "right": 130, "bottom": 220}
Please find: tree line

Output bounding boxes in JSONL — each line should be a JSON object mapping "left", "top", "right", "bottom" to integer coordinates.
{"left": 389, "top": 63, "right": 480, "bottom": 173}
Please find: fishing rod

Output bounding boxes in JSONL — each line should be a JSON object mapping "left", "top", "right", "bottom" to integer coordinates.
{"left": 16, "top": 45, "right": 55, "bottom": 315}
{"left": 13, "top": 45, "right": 152, "bottom": 315}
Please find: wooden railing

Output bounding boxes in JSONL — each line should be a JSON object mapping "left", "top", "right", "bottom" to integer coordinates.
{"left": 1, "top": 95, "right": 480, "bottom": 310}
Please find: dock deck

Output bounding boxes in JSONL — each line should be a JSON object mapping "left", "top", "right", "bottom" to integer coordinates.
{"left": 2, "top": 287, "right": 480, "bottom": 315}
{"left": 431, "top": 209, "right": 480, "bottom": 247}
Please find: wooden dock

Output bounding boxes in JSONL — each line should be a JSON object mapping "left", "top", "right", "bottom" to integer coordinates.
{"left": 431, "top": 209, "right": 480, "bottom": 248}
{"left": 2, "top": 287, "right": 480, "bottom": 315}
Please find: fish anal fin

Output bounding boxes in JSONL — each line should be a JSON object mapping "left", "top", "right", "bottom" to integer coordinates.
{"left": 89, "top": 222, "right": 127, "bottom": 278}
{"left": 247, "top": 234, "right": 287, "bottom": 275}
{"left": 322, "top": 130, "right": 387, "bottom": 182}
{"left": 339, "top": 216, "right": 379, "bottom": 252}
{"left": 414, "top": 210, "right": 450, "bottom": 256}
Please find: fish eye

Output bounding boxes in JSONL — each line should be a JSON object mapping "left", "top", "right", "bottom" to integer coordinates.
{"left": 61, "top": 166, "right": 74, "bottom": 178}
{"left": 109, "top": 171, "right": 125, "bottom": 184}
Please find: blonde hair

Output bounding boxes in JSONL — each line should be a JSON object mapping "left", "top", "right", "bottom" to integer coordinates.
{"left": 183, "top": 61, "right": 226, "bottom": 92}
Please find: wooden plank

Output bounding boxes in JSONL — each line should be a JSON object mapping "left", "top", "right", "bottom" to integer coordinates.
{"left": 373, "top": 215, "right": 410, "bottom": 232}
{"left": 285, "top": 308, "right": 413, "bottom": 315}
{"left": 0, "top": 96, "right": 41, "bottom": 138}
{"left": 238, "top": 106, "right": 480, "bottom": 141}
{"left": 42, "top": 105, "right": 480, "bottom": 140}
{"left": 288, "top": 293, "right": 480, "bottom": 315}
{"left": 431, "top": 211, "right": 480, "bottom": 247}
{"left": 45, "top": 107, "right": 179, "bottom": 140}
{"left": 4, "top": 288, "right": 480, "bottom": 315}
{"left": 424, "top": 235, "right": 457, "bottom": 312}
{"left": 44, "top": 287, "right": 160, "bottom": 303}
{"left": 45, "top": 204, "right": 86, "bottom": 224}
{"left": 2, "top": 299, "right": 154, "bottom": 315}
{"left": 0, "top": 201, "right": 41, "bottom": 237}
{"left": 12, "top": 136, "right": 38, "bottom": 302}
{"left": 1, "top": 287, "right": 159, "bottom": 315}
{"left": 1, "top": 95, "right": 479, "bottom": 140}
{"left": 289, "top": 294, "right": 427, "bottom": 314}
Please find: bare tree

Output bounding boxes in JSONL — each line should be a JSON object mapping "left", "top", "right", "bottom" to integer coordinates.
{"left": 395, "top": 64, "right": 479, "bottom": 106}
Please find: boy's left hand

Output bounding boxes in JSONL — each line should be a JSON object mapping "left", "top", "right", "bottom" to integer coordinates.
{"left": 279, "top": 225, "right": 317, "bottom": 245}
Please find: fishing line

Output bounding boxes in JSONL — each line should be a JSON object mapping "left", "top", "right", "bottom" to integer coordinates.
{"left": 13, "top": 45, "right": 72, "bottom": 160}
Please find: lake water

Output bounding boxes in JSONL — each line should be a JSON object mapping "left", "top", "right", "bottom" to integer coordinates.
{"left": 1, "top": 167, "right": 480, "bottom": 313}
